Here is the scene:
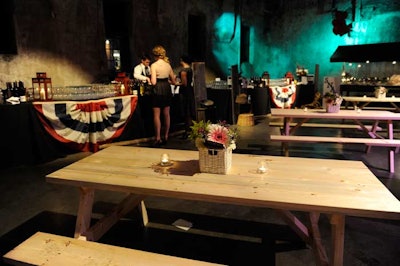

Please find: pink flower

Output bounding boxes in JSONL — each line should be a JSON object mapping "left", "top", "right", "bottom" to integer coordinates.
{"left": 207, "top": 124, "right": 229, "bottom": 146}
{"left": 325, "top": 98, "right": 333, "bottom": 104}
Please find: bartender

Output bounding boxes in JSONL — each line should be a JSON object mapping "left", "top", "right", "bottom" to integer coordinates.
{"left": 133, "top": 54, "right": 151, "bottom": 83}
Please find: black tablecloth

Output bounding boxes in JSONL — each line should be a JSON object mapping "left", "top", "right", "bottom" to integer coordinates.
{"left": 0, "top": 103, "right": 72, "bottom": 168}
{"left": 249, "top": 87, "right": 271, "bottom": 115}
{"left": 295, "top": 84, "right": 315, "bottom": 108}
{"left": 206, "top": 88, "right": 233, "bottom": 124}
{"left": 206, "top": 87, "right": 272, "bottom": 123}
{"left": 0, "top": 100, "right": 145, "bottom": 168}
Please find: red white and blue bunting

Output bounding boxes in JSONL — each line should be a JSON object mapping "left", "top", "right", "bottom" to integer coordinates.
{"left": 34, "top": 95, "right": 138, "bottom": 152}
{"left": 269, "top": 84, "right": 296, "bottom": 109}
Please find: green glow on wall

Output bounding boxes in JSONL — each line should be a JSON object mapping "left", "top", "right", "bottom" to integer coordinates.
{"left": 212, "top": 12, "right": 241, "bottom": 77}
{"left": 345, "top": 12, "right": 400, "bottom": 45}
{"left": 212, "top": 8, "right": 400, "bottom": 89}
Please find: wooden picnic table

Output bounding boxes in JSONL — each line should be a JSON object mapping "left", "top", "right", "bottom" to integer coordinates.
{"left": 46, "top": 146, "right": 400, "bottom": 266}
{"left": 342, "top": 96, "right": 400, "bottom": 112}
{"left": 270, "top": 108, "right": 400, "bottom": 173}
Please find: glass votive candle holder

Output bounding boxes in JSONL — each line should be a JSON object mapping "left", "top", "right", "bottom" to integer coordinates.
{"left": 257, "top": 160, "right": 268, "bottom": 174}
{"left": 160, "top": 153, "right": 170, "bottom": 166}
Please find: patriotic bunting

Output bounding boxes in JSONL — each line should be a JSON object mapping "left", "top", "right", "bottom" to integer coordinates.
{"left": 269, "top": 84, "right": 296, "bottom": 109}
{"left": 34, "top": 96, "right": 138, "bottom": 152}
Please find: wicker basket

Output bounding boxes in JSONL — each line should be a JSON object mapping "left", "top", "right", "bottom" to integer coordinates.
{"left": 237, "top": 113, "right": 254, "bottom": 126}
{"left": 326, "top": 103, "right": 341, "bottom": 113}
{"left": 198, "top": 147, "right": 232, "bottom": 174}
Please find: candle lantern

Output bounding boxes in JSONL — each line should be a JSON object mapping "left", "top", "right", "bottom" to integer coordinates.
{"left": 32, "top": 72, "right": 53, "bottom": 101}
{"left": 114, "top": 72, "right": 131, "bottom": 95}
{"left": 261, "top": 71, "right": 270, "bottom": 87}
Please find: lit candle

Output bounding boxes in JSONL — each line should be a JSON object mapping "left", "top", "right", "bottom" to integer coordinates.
{"left": 160, "top": 153, "right": 169, "bottom": 166}
{"left": 39, "top": 88, "right": 46, "bottom": 100}
{"left": 257, "top": 160, "right": 268, "bottom": 174}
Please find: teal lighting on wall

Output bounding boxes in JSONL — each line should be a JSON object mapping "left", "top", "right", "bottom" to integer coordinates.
{"left": 212, "top": 12, "right": 241, "bottom": 77}
{"left": 343, "top": 12, "right": 400, "bottom": 45}
{"left": 211, "top": 6, "right": 400, "bottom": 89}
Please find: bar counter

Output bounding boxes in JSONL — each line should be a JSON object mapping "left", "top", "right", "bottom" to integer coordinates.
{"left": 0, "top": 95, "right": 145, "bottom": 168}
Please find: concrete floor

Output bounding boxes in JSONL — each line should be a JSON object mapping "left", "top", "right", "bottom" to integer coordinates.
{"left": 1, "top": 115, "right": 400, "bottom": 265}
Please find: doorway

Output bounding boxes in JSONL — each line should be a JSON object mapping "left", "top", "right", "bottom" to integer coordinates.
{"left": 103, "top": 0, "right": 132, "bottom": 76}
{"left": 0, "top": 1, "right": 17, "bottom": 54}
{"left": 188, "top": 14, "right": 206, "bottom": 61}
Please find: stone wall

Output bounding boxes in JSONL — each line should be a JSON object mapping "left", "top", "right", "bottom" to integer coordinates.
{"left": 1, "top": 0, "right": 400, "bottom": 90}
{"left": 0, "top": 0, "right": 108, "bottom": 87}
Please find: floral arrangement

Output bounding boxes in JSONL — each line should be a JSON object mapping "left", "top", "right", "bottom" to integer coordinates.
{"left": 323, "top": 91, "right": 343, "bottom": 105}
{"left": 374, "top": 86, "right": 387, "bottom": 98}
{"left": 189, "top": 120, "right": 237, "bottom": 150}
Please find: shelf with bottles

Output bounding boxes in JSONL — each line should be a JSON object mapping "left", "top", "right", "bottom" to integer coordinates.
{"left": 1, "top": 81, "right": 27, "bottom": 105}
{"left": 340, "top": 61, "right": 400, "bottom": 86}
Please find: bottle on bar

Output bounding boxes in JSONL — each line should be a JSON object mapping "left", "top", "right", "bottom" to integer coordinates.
{"left": 6, "top": 82, "right": 12, "bottom": 99}
{"left": 12, "top": 81, "right": 19, "bottom": 97}
{"left": 1, "top": 87, "right": 8, "bottom": 103}
{"left": 18, "top": 81, "right": 27, "bottom": 102}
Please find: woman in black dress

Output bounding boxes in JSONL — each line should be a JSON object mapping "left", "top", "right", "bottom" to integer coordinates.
{"left": 150, "top": 45, "right": 177, "bottom": 146}
{"left": 178, "top": 55, "right": 196, "bottom": 138}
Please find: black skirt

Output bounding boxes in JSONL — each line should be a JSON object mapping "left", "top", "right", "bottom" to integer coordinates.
{"left": 152, "top": 78, "right": 172, "bottom": 108}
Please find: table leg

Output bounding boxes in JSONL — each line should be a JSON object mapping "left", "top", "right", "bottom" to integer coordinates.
{"left": 329, "top": 214, "right": 345, "bottom": 266}
{"left": 353, "top": 119, "right": 380, "bottom": 153}
{"left": 387, "top": 120, "right": 395, "bottom": 173}
{"left": 74, "top": 187, "right": 95, "bottom": 240}
{"left": 283, "top": 117, "right": 290, "bottom": 135}
{"left": 390, "top": 102, "right": 400, "bottom": 112}
{"left": 366, "top": 121, "right": 380, "bottom": 153}
{"left": 85, "top": 194, "right": 145, "bottom": 241}
{"left": 276, "top": 210, "right": 311, "bottom": 246}
{"left": 282, "top": 117, "right": 290, "bottom": 156}
{"left": 277, "top": 210, "right": 333, "bottom": 266}
{"left": 140, "top": 200, "right": 149, "bottom": 226}
{"left": 359, "top": 102, "right": 370, "bottom": 109}
{"left": 309, "top": 212, "right": 329, "bottom": 266}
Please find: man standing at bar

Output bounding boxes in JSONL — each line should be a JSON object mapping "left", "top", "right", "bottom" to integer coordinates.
{"left": 133, "top": 54, "right": 151, "bottom": 84}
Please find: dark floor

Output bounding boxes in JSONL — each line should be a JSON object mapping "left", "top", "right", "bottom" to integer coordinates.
{"left": 1, "top": 115, "right": 400, "bottom": 266}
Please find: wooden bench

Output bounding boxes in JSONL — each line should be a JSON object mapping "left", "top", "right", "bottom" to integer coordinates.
{"left": 270, "top": 135, "right": 400, "bottom": 147}
{"left": 3, "top": 232, "right": 224, "bottom": 266}
{"left": 270, "top": 134, "right": 400, "bottom": 172}
{"left": 269, "top": 121, "right": 383, "bottom": 131}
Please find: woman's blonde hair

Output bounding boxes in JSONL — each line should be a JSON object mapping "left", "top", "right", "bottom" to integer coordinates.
{"left": 152, "top": 45, "right": 169, "bottom": 63}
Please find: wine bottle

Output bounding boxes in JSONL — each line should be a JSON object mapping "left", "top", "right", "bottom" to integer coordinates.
{"left": 1, "top": 87, "right": 8, "bottom": 103}
{"left": 6, "top": 82, "right": 12, "bottom": 99}
{"left": 18, "top": 81, "right": 27, "bottom": 102}
{"left": 12, "top": 81, "right": 19, "bottom": 97}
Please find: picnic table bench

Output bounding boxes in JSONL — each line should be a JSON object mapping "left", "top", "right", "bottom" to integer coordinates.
{"left": 3, "top": 232, "right": 223, "bottom": 266}
{"left": 270, "top": 108, "right": 400, "bottom": 173}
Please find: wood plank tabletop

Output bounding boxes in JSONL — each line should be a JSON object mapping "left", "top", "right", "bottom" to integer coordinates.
{"left": 343, "top": 96, "right": 400, "bottom": 103}
{"left": 46, "top": 146, "right": 400, "bottom": 220}
{"left": 271, "top": 108, "right": 400, "bottom": 120}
